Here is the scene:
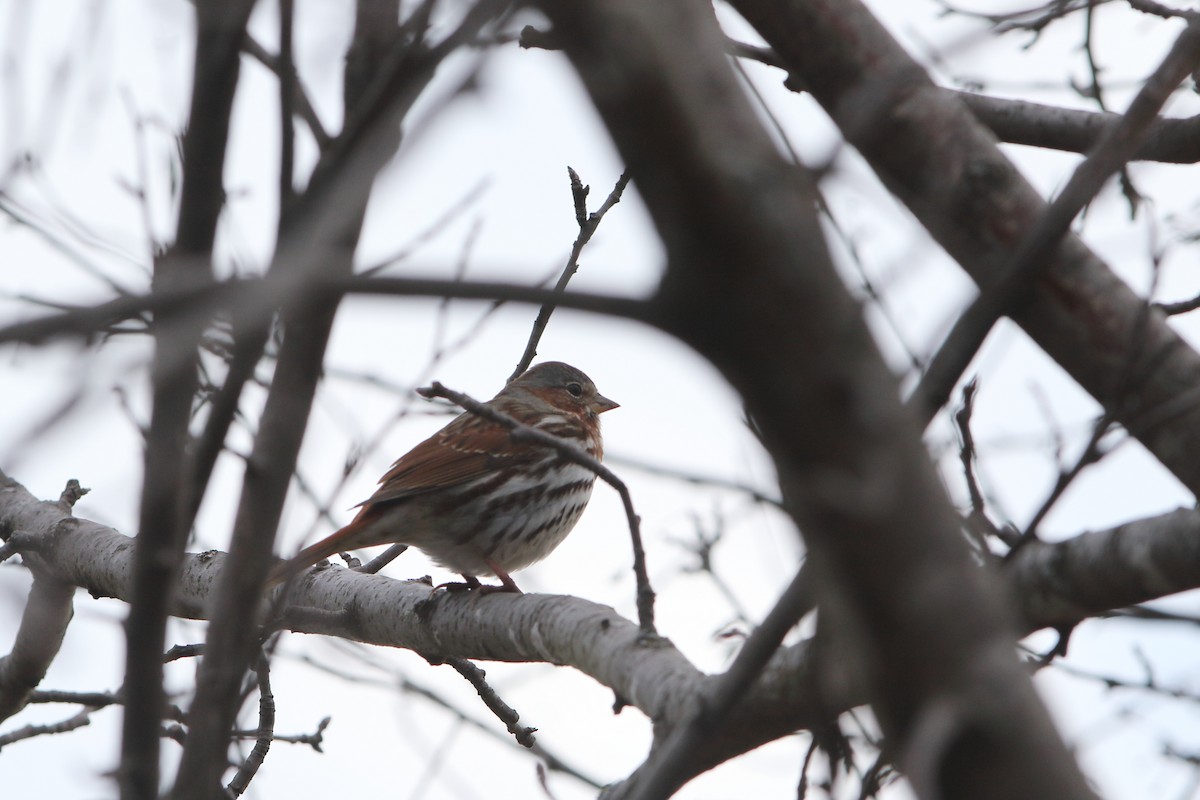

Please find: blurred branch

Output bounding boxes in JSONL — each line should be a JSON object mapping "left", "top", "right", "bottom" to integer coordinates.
{"left": 242, "top": 32, "right": 332, "bottom": 150}
{"left": 224, "top": 652, "right": 275, "bottom": 797}
{"left": 298, "top": 646, "right": 600, "bottom": 787}
{"left": 0, "top": 706, "right": 94, "bottom": 749}
{"left": 956, "top": 91, "right": 1200, "bottom": 165}
{"left": 174, "top": 4, "right": 517, "bottom": 796}
{"left": 0, "top": 273, "right": 652, "bottom": 352}
{"left": 540, "top": 1, "right": 1094, "bottom": 798}
{"left": 1127, "top": 0, "right": 1200, "bottom": 22}
{"left": 277, "top": 0, "right": 296, "bottom": 207}
{"left": 1154, "top": 291, "right": 1200, "bottom": 315}
{"left": 184, "top": 0, "right": 504, "bottom": 544}
{"left": 0, "top": 573, "right": 74, "bottom": 722}
{"left": 730, "top": 0, "right": 1200, "bottom": 504}
{"left": 1006, "top": 506, "right": 1200, "bottom": 630}
{"left": 609, "top": 453, "right": 782, "bottom": 509}
{"left": 176, "top": 0, "right": 398, "bottom": 793}
{"left": 122, "top": 2, "right": 256, "bottom": 796}
{"left": 549, "top": 29, "right": 1200, "bottom": 166}
{"left": 907, "top": 17, "right": 1200, "bottom": 425}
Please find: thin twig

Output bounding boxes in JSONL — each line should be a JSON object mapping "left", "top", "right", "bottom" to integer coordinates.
{"left": 509, "top": 168, "right": 630, "bottom": 381}
{"left": 358, "top": 543, "right": 410, "bottom": 574}
{"left": 416, "top": 381, "right": 656, "bottom": 636}
{"left": 439, "top": 656, "right": 537, "bottom": 747}
{"left": 1127, "top": 0, "right": 1200, "bottom": 22}
{"left": 954, "top": 378, "right": 986, "bottom": 517}
{"left": 164, "top": 643, "right": 206, "bottom": 663}
{"left": 225, "top": 652, "right": 275, "bottom": 796}
{"left": 1005, "top": 413, "right": 1116, "bottom": 557}
{"left": 0, "top": 706, "right": 94, "bottom": 749}
{"left": 1153, "top": 292, "right": 1200, "bottom": 316}
{"left": 295, "top": 647, "right": 602, "bottom": 788}
{"left": 952, "top": 379, "right": 1008, "bottom": 553}
{"left": 234, "top": 716, "right": 328, "bottom": 751}
{"left": 241, "top": 34, "right": 331, "bottom": 149}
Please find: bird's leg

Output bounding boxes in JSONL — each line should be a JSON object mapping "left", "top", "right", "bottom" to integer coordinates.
{"left": 481, "top": 559, "right": 523, "bottom": 594}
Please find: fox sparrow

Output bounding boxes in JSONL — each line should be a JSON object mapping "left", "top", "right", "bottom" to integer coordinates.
{"left": 268, "top": 361, "right": 618, "bottom": 592}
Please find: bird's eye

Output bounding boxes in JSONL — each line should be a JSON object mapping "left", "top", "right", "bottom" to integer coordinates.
{"left": 566, "top": 382, "right": 584, "bottom": 398}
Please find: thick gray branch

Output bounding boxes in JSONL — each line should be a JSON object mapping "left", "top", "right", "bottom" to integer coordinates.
{"left": 1009, "top": 507, "right": 1200, "bottom": 631}
{"left": 4, "top": 471, "right": 1198, "bottom": 781}
{"left": 957, "top": 92, "right": 1200, "bottom": 165}
{"left": 0, "top": 573, "right": 73, "bottom": 722}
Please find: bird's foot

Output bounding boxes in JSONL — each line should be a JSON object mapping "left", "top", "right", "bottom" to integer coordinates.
{"left": 429, "top": 574, "right": 522, "bottom": 595}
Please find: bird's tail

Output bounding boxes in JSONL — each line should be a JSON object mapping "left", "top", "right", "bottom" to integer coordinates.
{"left": 266, "top": 524, "right": 360, "bottom": 587}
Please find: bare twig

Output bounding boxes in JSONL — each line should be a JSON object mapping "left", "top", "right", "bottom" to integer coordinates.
{"left": 952, "top": 379, "right": 1010, "bottom": 552}
{"left": 29, "top": 690, "right": 122, "bottom": 708}
{"left": 954, "top": 378, "right": 986, "bottom": 518}
{"left": 297, "top": 646, "right": 602, "bottom": 787}
{"left": 225, "top": 653, "right": 275, "bottom": 797}
{"left": 357, "top": 543, "right": 410, "bottom": 574}
{"left": 241, "top": 35, "right": 332, "bottom": 149}
{"left": 1127, "top": 0, "right": 1200, "bottom": 22}
{"left": 0, "top": 706, "right": 94, "bottom": 749}
{"left": 163, "top": 643, "right": 206, "bottom": 663}
{"left": 235, "top": 716, "right": 328, "bottom": 751}
{"left": 439, "top": 656, "right": 537, "bottom": 747}
{"left": 417, "top": 381, "right": 657, "bottom": 636}
{"left": 1006, "top": 413, "right": 1116, "bottom": 557}
{"left": 1153, "top": 292, "right": 1200, "bottom": 315}
{"left": 509, "top": 168, "right": 630, "bottom": 381}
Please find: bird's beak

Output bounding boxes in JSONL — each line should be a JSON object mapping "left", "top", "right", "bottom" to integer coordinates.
{"left": 591, "top": 393, "right": 620, "bottom": 414}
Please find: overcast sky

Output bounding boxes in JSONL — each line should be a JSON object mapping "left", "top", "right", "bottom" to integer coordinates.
{"left": 2, "top": 1, "right": 1200, "bottom": 798}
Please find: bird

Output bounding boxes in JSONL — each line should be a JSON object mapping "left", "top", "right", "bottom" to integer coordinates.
{"left": 267, "top": 361, "right": 618, "bottom": 592}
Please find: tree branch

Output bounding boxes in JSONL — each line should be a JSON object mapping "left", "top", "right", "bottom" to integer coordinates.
{"left": 0, "top": 573, "right": 74, "bottom": 722}
{"left": 171, "top": 5, "right": 514, "bottom": 796}
{"left": 0, "top": 273, "right": 653, "bottom": 348}
{"left": 3, "top": 470, "right": 1200, "bottom": 782}
{"left": 537, "top": 1, "right": 1094, "bottom": 798}
{"left": 730, "top": 0, "right": 1200, "bottom": 500}
{"left": 122, "top": 4, "right": 256, "bottom": 797}
{"left": 907, "top": 17, "right": 1200, "bottom": 425}
{"left": 509, "top": 168, "right": 631, "bottom": 381}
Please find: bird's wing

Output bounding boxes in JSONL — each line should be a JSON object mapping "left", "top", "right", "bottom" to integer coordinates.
{"left": 360, "top": 412, "right": 550, "bottom": 506}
